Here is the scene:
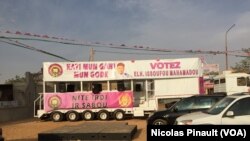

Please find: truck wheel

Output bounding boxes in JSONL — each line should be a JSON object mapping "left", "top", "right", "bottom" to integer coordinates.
{"left": 51, "top": 111, "right": 64, "bottom": 122}
{"left": 153, "top": 119, "right": 167, "bottom": 125}
{"left": 82, "top": 110, "right": 94, "bottom": 120}
{"left": 113, "top": 110, "right": 125, "bottom": 120}
{"left": 97, "top": 110, "right": 109, "bottom": 120}
{"left": 66, "top": 111, "right": 79, "bottom": 121}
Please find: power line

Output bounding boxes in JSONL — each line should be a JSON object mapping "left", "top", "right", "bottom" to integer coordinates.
{"left": 95, "top": 50, "right": 196, "bottom": 56}
{"left": 0, "top": 30, "right": 249, "bottom": 57}
{"left": 0, "top": 39, "right": 74, "bottom": 62}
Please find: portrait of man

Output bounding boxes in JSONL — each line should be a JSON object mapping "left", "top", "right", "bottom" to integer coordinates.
{"left": 115, "top": 62, "right": 131, "bottom": 79}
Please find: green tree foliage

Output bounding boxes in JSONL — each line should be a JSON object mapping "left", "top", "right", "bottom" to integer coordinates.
{"left": 232, "top": 48, "right": 250, "bottom": 74}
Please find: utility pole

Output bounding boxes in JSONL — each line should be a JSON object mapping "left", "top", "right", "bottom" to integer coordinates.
{"left": 225, "top": 24, "right": 235, "bottom": 70}
{"left": 89, "top": 48, "right": 95, "bottom": 61}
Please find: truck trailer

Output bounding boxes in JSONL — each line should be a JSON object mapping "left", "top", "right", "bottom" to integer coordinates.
{"left": 34, "top": 58, "right": 204, "bottom": 121}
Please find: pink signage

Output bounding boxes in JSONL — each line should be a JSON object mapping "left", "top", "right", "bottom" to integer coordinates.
{"left": 44, "top": 91, "right": 133, "bottom": 112}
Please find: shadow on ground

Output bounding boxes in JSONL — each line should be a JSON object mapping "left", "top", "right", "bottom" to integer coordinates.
{"left": 133, "top": 128, "right": 143, "bottom": 140}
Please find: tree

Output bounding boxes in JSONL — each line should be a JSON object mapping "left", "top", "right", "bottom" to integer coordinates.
{"left": 231, "top": 48, "right": 250, "bottom": 74}
{"left": 5, "top": 75, "right": 26, "bottom": 84}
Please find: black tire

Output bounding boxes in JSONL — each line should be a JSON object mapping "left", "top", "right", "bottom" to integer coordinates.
{"left": 82, "top": 110, "right": 94, "bottom": 120}
{"left": 66, "top": 111, "right": 80, "bottom": 121}
{"left": 152, "top": 119, "right": 167, "bottom": 125}
{"left": 97, "top": 110, "right": 109, "bottom": 120}
{"left": 113, "top": 110, "right": 125, "bottom": 120}
{"left": 51, "top": 111, "right": 64, "bottom": 122}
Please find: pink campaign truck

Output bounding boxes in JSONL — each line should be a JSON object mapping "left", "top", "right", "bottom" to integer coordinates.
{"left": 34, "top": 58, "right": 204, "bottom": 121}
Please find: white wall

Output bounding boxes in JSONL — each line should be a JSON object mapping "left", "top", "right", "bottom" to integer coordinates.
{"left": 154, "top": 77, "right": 199, "bottom": 97}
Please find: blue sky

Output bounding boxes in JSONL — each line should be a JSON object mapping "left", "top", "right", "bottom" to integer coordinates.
{"left": 0, "top": 0, "right": 250, "bottom": 83}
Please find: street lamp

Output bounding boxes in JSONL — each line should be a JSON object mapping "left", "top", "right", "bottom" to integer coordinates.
{"left": 225, "top": 24, "right": 235, "bottom": 70}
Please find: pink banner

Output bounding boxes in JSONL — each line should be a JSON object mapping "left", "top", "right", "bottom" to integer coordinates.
{"left": 44, "top": 91, "right": 133, "bottom": 112}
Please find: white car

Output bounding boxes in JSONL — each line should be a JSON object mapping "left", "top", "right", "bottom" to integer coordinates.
{"left": 176, "top": 93, "right": 250, "bottom": 125}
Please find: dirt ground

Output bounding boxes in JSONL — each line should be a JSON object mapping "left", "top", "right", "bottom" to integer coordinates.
{"left": 0, "top": 117, "right": 147, "bottom": 141}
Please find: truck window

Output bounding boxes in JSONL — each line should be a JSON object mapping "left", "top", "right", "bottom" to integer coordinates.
{"left": 237, "top": 77, "right": 247, "bottom": 86}
{"left": 82, "top": 82, "right": 92, "bottom": 91}
{"left": 91, "top": 81, "right": 107, "bottom": 94}
{"left": 247, "top": 77, "right": 250, "bottom": 87}
{"left": 45, "top": 82, "right": 81, "bottom": 93}
{"left": 45, "top": 82, "right": 55, "bottom": 92}
{"left": 110, "top": 80, "right": 131, "bottom": 91}
{"left": 148, "top": 80, "right": 154, "bottom": 98}
{"left": 135, "top": 84, "right": 142, "bottom": 92}
{"left": 117, "top": 81, "right": 125, "bottom": 91}
{"left": 57, "top": 82, "right": 81, "bottom": 92}
{"left": 92, "top": 83, "right": 102, "bottom": 94}
{"left": 99, "top": 81, "right": 108, "bottom": 91}
{"left": 66, "top": 82, "right": 81, "bottom": 92}
{"left": 220, "top": 79, "right": 225, "bottom": 83}
{"left": 214, "top": 79, "right": 219, "bottom": 84}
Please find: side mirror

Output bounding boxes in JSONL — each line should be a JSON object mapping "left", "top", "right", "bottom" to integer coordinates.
{"left": 226, "top": 111, "right": 234, "bottom": 117}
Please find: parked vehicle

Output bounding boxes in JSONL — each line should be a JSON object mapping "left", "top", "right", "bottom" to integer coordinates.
{"left": 213, "top": 71, "right": 250, "bottom": 95}
{"left": 176, "top": 92, "right": 250, "bottom": 125}
{"left": 147, "top": 94, "right": 225, "bottom": 125}
{"left": 34, "top": 58, "right": 204, "bottom": 121}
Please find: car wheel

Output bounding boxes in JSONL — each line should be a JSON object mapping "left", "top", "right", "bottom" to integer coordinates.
{"left": 153, "top": 119, "right": 167, "bottom": 125}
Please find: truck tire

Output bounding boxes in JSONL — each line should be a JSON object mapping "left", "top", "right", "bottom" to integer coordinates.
{"left": 66, "top": 111, "right": 79, "bottom": 121}
{"left": 97, "top": 110, "right": 109, "bottom": 120}
{"left": 51, "top": 111, "right": 64, "bottom": 122}
{"left": 113, "top": 110, "right": 125, "bottom": 120}
{"left": 82, "top": 110, "right": 94, "bottom": 120}
{"left": 153, "top": 119, "right": 167, "bottom": 125}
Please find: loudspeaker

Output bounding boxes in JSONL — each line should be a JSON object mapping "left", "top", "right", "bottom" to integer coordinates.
{"left": 117, "top": 81, "right": 125, "bottom": 91}
{"left": 67, "top": 84, "right": 75, "bottom": 92}
{"left": 135, "top": 84, "right": 142, "bottom": 92}
{"left": 92, "top": 84, "right": 102, "bottom": 94}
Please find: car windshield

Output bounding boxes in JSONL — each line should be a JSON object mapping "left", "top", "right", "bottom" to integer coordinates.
{"left": 172, "top": 98, "right": 195, "bottom": 111}
{"left": 206, "top": 97, "right": 235, "bottom": 115}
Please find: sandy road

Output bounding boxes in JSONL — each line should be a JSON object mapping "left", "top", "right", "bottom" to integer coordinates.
{"left": 0, "top": 118, "right": 147, "bottom": 141}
